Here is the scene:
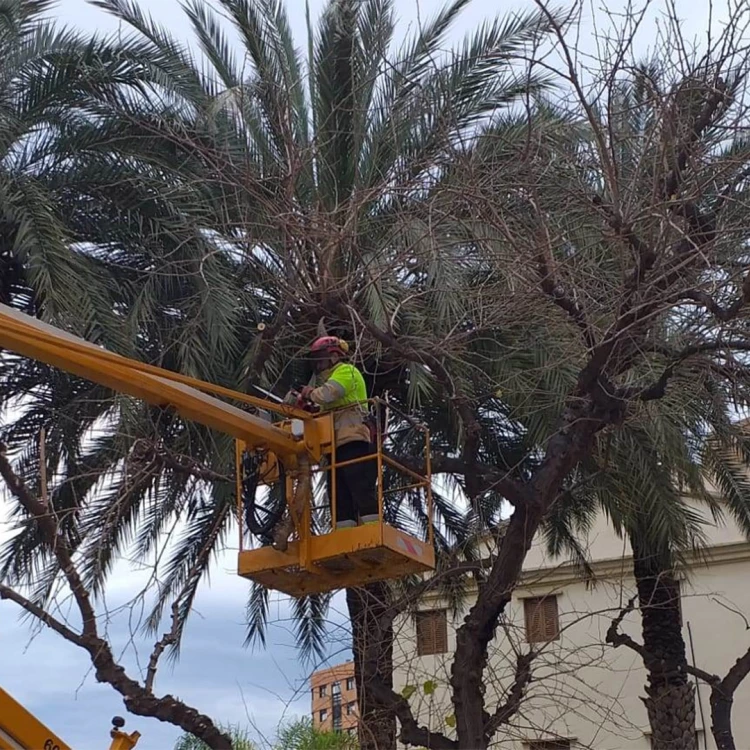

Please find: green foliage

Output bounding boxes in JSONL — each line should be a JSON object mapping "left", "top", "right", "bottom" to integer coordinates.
{"left": 5, "top": 3, "right": 750, "bottom": 747}
{"left": 400, "top": 684, "right": 416, "bottom": 700}
{"left": 422, "top": 680, "right": 437, "bottom": 696}
{"left": 172, "top": 718, "right": 357, "bottom": 750}
{"left": 273, "top": 717, "right": 358, "bottom": 750}
{"left": 174, "top": 724, "right": 256, "bottom": 750}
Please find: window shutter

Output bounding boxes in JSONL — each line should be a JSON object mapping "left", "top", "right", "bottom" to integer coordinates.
{"left": 543, "top": 596, "right": 559, "bottom": 640}
{"left": 524, "top": 596, "right": 560, "bottom": 643}
{"left": 416, "top": 610, "right": 448, "bottom": 655}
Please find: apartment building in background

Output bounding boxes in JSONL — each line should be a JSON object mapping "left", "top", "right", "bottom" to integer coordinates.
{"left": 392, "top": 496, "right": 750, "bottom": 749}
{"left": 311, "top": 661, "right": 358, "bottom": 735}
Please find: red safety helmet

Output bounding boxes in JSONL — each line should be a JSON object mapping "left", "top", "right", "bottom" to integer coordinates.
{"left": 310, "top": 336, "right": 349, "bottom": 357}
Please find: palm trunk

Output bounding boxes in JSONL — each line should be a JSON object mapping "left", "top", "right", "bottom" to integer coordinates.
{"left": 631, "top": 534, "right": 696, "bottom": 750}
{"left": 347, "top": 582, "right": 396, "bottom": 750}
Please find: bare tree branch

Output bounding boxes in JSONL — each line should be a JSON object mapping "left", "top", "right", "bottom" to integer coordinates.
{"left": 680, "top": 276, "right": 750, "bottom": 323}
{"left": 0, "top": 444, "right": 233, "bottom": 750}
{"left": 366, "top": 678, "right": 458, "bottom": 750}
{"left": 0, "top": 442, "right": 98, "bottom": 637}
{"left": 145, "top": 602, "right": 180, "bottom": 693}
{"left": 0, "top": 583, "right": 86, "bottom": 646}
{"left": 722, "top": 645, "right": 750, "bottom": 694}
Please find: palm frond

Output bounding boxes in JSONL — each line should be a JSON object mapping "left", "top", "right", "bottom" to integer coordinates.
{"left": 291, "top": 591, "right": 333, "bottom": 662}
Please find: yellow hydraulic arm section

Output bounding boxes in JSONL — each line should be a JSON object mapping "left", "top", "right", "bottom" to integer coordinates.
{"left": 0, "top": 302, "right": 434, "bottom": 598}
{"left": 0, "top": 303, "right": 309, "bottom": 461}
{"left": 0, "top": 686, "right": 139, "bottom": 750}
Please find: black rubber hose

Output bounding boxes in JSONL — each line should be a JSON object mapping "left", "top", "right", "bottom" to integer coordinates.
{"left": 241, "top": 452, "right": 286, "bottom": 544}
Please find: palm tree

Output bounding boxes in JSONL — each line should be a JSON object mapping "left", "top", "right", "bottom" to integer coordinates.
{"left": 539, "top": 407, "right": 750, "bottom": 750}
{"left": 0, "top": 0, "right": 231, "bottom": 612}
{"left": 0, "top": 0, "right": 178, "bottom": 319}
{"left": 0, "top": 1, "right": 560, "bottom": 748}
{"left": 0, "top": 0, "right": 197, "bottom": 603}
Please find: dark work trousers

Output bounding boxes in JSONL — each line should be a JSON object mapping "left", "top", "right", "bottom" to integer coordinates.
{"left": 326, "top": 440, "right": 378, "bottom": 524}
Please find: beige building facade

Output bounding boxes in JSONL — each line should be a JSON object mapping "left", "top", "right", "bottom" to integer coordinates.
{"left": 392, "top": 498, "right": 750, "bottom": 749}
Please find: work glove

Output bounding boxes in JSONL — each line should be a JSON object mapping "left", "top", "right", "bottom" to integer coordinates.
{"left": 290, "top": 386, "right": 318, "bottom": 412}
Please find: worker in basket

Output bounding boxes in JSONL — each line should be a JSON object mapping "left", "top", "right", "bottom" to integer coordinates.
{"left": 298, "top": 336, "right": 378, "bottom": 529}
{"left": 270, "top": 335, "right": 378, "bottom": 550}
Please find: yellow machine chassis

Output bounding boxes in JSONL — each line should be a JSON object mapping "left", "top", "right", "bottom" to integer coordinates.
{"left": 0, "top": 687, "right": 139, "bottom": 750}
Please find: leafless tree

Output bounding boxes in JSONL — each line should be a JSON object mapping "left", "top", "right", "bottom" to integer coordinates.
{"left": 351, "top": 3, "right": 750, "bottom": 748}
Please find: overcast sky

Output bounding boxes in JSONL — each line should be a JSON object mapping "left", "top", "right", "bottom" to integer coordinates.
{"left": 0, "top": 0, "right": 736, "bottom": 749}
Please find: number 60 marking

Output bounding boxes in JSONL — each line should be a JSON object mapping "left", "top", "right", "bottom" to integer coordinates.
{"left": 44, "top": 739, "right": 61, "bottom": 750}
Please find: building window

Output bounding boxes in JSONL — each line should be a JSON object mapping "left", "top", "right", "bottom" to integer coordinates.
{"left": 415, "top": 610, "right": 448, "bottom": 655}
{"left": 347, "top": 701, "right": 356, "bottom": 715}
{"left": 319, "top": 709, "right": 328, "bottom": 722}
{"left": 318, "top": 684, "right": 327, "bottom": 698}
{"left": 346, "top": 677, "right": 355, "bottom": 691}
{"left": 526, "top": 741, "right": 570, "bottom": 750}
{"left": 523, "top": 596, "right": 560, "bottom": 643}
{"left": 347, "top": 727, "right": 357, "bottom": 736}
{"left": 332, "top": 681, "right": 341, "bottom": 695}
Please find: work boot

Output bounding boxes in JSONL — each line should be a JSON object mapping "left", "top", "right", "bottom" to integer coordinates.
{"left": 272, "top": 514, "right": 293, "bottom": 551}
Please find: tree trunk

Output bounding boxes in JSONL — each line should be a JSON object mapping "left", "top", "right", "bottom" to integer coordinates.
{"left": 450, "top": 500, "right": 543, "bottom": 749}
{"left": 631, "top": 535, "right": 696, "bottom": 750}
{"left": 450, "top": 404, "right": 601, "bottom": 749}
{"left": 347, "top": 582, "right": 396, "bottom": 750}
{"left": 710, "top": 688, "right": 735, "bottom": 750}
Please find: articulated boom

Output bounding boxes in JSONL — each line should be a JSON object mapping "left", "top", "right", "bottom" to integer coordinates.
{"left": 0, "top": 303, "right": 435, "bottom": 599}
{"left": 0, "top": 303, "right": 307, "bottom": 459}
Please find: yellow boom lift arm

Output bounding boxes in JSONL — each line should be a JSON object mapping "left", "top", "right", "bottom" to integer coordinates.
{"left": 0, "top": 302, "right": 434, "bottom": 597}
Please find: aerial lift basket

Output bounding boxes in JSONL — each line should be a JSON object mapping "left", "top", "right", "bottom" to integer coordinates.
{"left": 236, "top": 399, "right": 435, "bottom": 596}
